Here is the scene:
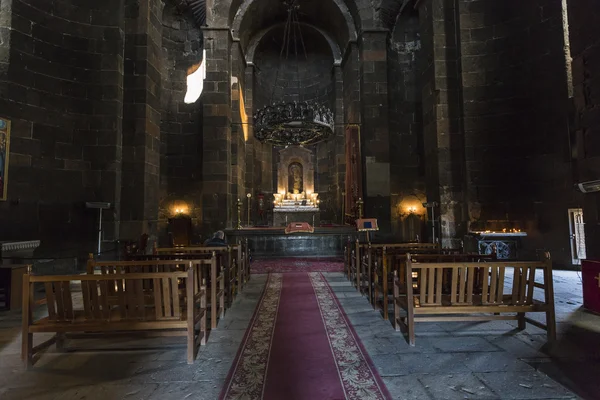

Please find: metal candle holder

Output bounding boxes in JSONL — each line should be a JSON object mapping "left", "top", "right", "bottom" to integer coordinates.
{"left": 246, "top": 193, "right": 252, "bottom": 227}
{"left": 236, "top": 198, "right": 243, "bottom": 229}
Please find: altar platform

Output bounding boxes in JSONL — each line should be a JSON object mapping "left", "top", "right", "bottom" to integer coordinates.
{"left": 225, "top": 225, "right": 356, "bottom": 258}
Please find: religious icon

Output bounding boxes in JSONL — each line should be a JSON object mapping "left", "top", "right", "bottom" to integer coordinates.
{"left": 0, "top": 117, "right": 10, "bottom": 201}
{"left": 288, "top": 162, "right": 303, "bottom": 194}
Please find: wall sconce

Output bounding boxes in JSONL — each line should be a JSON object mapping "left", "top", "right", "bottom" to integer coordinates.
{"left": 172, "top": 203, "right": 189, "bottom": 216}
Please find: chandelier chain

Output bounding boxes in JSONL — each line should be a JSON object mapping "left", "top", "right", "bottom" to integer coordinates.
{"left": 254, "top": 0, "right": 335, "bottom": 146}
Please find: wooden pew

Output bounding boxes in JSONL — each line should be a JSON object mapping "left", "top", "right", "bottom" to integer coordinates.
{"left": 347, "top": 241, "right": 443, "bottom": 289}
{"left": 155, "top": 246, "right": 237, "bottom": 309}
{"left": 21, "top": 262, "right": 207, "bottom": 367}
{"left": 155, "top": 244, "right": 248, "bottom": 303}
{"left": 393, "top": 253, "right": 556, "bottom": 345}
{"left": 373, "top": 251, "right": 496, "bottom": 320}
{"left": 88, "top": 256, "right": 224, "bottom": 330}
{"left": 351, "top": 243, "right": 449, "bottom": 307}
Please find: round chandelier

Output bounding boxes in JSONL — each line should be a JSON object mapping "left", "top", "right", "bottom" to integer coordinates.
{"left": 253, "top": 0, "right": 334, "bottom": 146}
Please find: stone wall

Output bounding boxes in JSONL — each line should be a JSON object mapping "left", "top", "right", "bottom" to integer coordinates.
{"left": 360, "top": 31, "right": 392, "bottom": 236}
{"left": 568, "top": 0, "right": 600, "bottom": 259}
{"left": 231, "top": 41, "right": 247, "bottom": 222}
{"left": 388, "top": 10, "right": 424, "bottom": 240}
{"left": 459, "top": 0, "right": 574, "bottom": 264}
{"left": 253, "top": 25, "right": 334, "bottom": 109}
{"left": 342, "top": 44, "right": 361, "bottom": 125}
{"left": 201, "top": 28, "right": 233, "bottom": 234}
{"left": 0, "top": 0, "right": 124, "bottom": 258}
{"left": 159, "top": 3, "right": 203, "bottom": 241}
{"left": 121, "top": 0, "right": 164, "bottom": 240}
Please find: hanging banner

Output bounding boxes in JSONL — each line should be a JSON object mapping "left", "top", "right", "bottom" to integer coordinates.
{"left": 344, "top": 124, "right": 362, "bottom": 223}
{"left": 0, "top": 117, "right": 10, "bottom": 201}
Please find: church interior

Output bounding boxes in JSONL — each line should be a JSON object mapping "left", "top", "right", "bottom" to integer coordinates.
{"left": 1, "top": 0, "right": 600, "bottom": 399}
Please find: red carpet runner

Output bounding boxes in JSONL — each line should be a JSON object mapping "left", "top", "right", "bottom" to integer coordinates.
{"left": 220, "top": 272, "right": 390, "bottom": 400}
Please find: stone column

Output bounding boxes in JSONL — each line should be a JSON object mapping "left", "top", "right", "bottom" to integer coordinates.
{"left": 360, "top": 30, "right": 392, "bottom": 234}
{"left": 231, "top": 41, "right": 246, "bottom": 205}
{"left": 120, "top": 0, "right": 164, "bottom": 240}
{"left": 333, "top": 65, "right": 345, "bottom": 223}
{"left": 244, "top": 64, "right": 256, "bottom": 195}
{"left": 418, "top": 0, "right": 467, "bottom": 248}
{"left": 201, "top": 28, "right": 233, "bottom": 233}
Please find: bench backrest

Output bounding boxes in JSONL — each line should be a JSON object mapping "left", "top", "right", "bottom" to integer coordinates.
{"left": 404, "top": 254, "right": 551, "bottom": 306}
{"left": 155, "top": 245, "right": 238, "bottom": 254}
{"left": 26, "top": 269, "right": 198, "bottom": 323}
{"left": 86, "top": 258, "right": 213, "bottom": 299}
{"left": 125, "top": 253, "right": 214, "bottom": 261}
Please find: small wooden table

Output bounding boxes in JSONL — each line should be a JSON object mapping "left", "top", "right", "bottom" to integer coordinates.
{"left": 0, "top": 264, "right": 28, "bottom": 310}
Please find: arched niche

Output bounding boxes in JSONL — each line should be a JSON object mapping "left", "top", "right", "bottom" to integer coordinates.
{"left": 277, "top": 147, "right": 315, "bottom": 197}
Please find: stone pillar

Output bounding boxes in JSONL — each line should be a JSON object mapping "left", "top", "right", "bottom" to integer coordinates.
{"left": 360, "top": 30, "right": 392, "bottom": 234}
{"left": 231, "top": 41, "right": 246, "bottom": 205}
{"left": 568, "top": 0, "right": 600, "bottom": 259}
{"left": 333, "top": 65, "right": 345, "bottom": 223}
{"left": 244, "top": 64, "right": 256, "bottom": 196}
{"left": 418, "top": 0, "right": 467, "bottom": 248}
{"left": 121, "top": 0, "right": 164, "bottom": 240}
{"left": 201, "top": 28, "right": 233, "bottom": 233}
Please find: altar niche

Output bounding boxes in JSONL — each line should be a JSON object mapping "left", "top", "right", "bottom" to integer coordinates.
{"left": 276, "top": 146, "right": 315, "bottom": 197}
{"left": 288, "top": 162, "right": 303, "bottom": 194}
{"left": 273, "top": 146, "right": 320, "bottom": 227}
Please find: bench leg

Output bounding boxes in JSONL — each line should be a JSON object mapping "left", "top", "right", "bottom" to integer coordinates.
{"left": 56, "top": 333, "right": 66, "bottom": 351}
{"left": 546, "top": 308, "right": 557, "bottom": 342}
{"left": 407, "top": 302, "right": 415, "bottom": 346}
{"left": 517, "top": 313, "right": 526, "bottom": 330}
{"left": 187, "top": 329, "right": 195, "bottom": 365}
{"left": 21, "top": 331, "right": 33, "bottom": 368}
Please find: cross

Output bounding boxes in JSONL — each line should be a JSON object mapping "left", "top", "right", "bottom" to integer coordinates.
{"left": 596, "top": 273, "right": 600, "bottom": 288}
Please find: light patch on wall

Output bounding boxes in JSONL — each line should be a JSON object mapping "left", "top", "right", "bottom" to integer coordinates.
{"left": 231, "top": 77, "right": 248, "bottom": 141}
{"left": 239, "top": 82, "right": 248, "bottom": 141}
{"left": 184, "top": 49, "right": 206, "bottom": 104}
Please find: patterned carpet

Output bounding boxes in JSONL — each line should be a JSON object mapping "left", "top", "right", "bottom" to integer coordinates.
{"left": 220, "top": 272, "right": 390, "bottom": 400}
{"left": 250, "top": 258, "right": 344, "bottom": 273}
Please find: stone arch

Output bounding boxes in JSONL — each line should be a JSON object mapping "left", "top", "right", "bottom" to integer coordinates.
{"left": 229, "top": 0, "right": 358, "bottom": 51}
{"left": 246, "top": 22, "right": 342, "bottom": 65}
{"left": 379, "top": 0, "right": 420, "bottom": 32}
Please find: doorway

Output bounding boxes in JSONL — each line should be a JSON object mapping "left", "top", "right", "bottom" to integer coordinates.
{"left": 568, "top": 208, "right": 587, "bottom": 265}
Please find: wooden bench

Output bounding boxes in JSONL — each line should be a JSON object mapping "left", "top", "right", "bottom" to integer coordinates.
{"left": 22, "top": 262, "right": 207, "bottom": 366}
{"left": 393, "top": 253, "right": 556, "bottom": 345}
{"left": 345, "top": 241, "right": 443, "bottom": 290}
{"left": 373, "top": 251, "right": 496, "bottom": 320}
{"left": 154, "top": 246, "right": 238, "bottom": 312}
{"left": 88, "top": 256, "right": 224, "bottom": 330}
{"left": 349, "top": 243, "right": 450, "bottom": 305}
{"left": 155, "top": 244, "right": 249, "bottom": 303}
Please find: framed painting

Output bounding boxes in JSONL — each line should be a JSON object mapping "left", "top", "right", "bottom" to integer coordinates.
{"left": 0, "top": 117, "right": 10, "bottom": 201}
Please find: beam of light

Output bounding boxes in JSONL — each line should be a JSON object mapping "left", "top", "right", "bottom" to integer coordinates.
{"left": 184, "top": 49, "right": 206, "bottom": 104}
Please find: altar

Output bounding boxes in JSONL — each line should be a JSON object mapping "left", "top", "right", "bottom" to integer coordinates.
{"left": 226, "top": 226, "right": 355, "bottom": 257}
{"left": 272, "top": 146, "right": 321, "bottom": 227}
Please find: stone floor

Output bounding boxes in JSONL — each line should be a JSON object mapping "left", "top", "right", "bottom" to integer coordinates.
{"left": 327, "top": 270, "right": 599, "bottom": 400}
{"left": 0, "top": 270, "right": 598, "bottom": 399}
